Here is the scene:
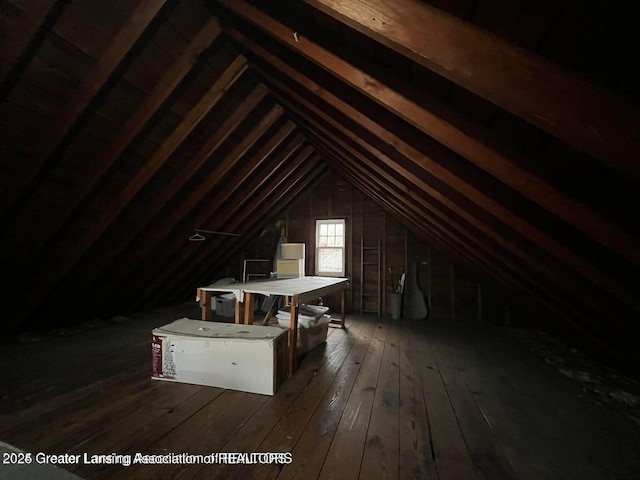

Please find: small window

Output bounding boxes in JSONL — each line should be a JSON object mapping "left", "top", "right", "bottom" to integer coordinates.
{"left": 316, "top": 219, "right": 346, "bottom": 277}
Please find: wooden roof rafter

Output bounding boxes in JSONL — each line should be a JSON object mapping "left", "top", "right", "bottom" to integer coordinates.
{"left": 303, "top": 0, "right": 640, "bottom": 180}
{"left": 122, "top": 113, "right": 295, "bottom": 308}
{"left": 308, "top": 125, "right": 620, "bottom": 334}
{"left": 6, "top": 53, "right": 249, "bottom": 329}
{"left": 81, "top": 103, "right": 289, "bottom": 316}
{"left": 320, "top": 147, "right": 629, "bottom": 365}
{"left": 0, "top": 16, "right": 224, "bottom": 284}
{"left": 170, "top": 156, "right": 326, "bottom": 304}
{"left": 219, "top": 0, "right": 640, "bottom": 269}
{"left": 0, "top": 0, "right": 172, "bottom": 221}
{"left": 0, "top": 0, "right": 68, "bottom": 100}
{"left": 66, "top": 83, "right": 270, "bottom": 308}
{"left": 141, "top": 150, "right": 322, "bottom": 308}
{"left": 225, "top": 28, "right": 636, "bottom": 313}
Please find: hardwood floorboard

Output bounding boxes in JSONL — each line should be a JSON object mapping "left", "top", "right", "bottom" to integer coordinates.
{"left": 2, "top": 310, "right": 640, "bottom": 480}
{"left": 60, "top": 380, "right": 206, "bottom": 454}
{"left": 187, "top": 315, "right": 366, "bottom": 480}
{"left": 274, "top": 318, "right": 377, "bottom": 480}
{"left": 444, "top": 324, "right": 640, "bottom": 480}
{"left": 398, "top": 320, "right": 438, "bottom": 480}
{"left": 122, "top": 389, "right": 270, "bottom": 480}
{"left": 359, "top": 320, "right": 400, "bottom": 480}
{"left": 72, "top": 385, "right": 226, "bottom": 479}
{"left": 316, "top": 321, "right": 387, "bottom": 480}
{"left": 409, "top": 320, "right": 479, "bottom": 480}
{"left": 426, "top": 327, "right": 518, "bottom": 480}
{"left": 0, "top": 366, "right": 150, "bottom": 443}
{"left": 233, "top": 318, "right": 378, "bottom": 480}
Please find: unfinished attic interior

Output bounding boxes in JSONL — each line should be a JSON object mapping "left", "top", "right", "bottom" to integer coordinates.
{"left": 1, "top": 0, "right": 640, "bottom": 478}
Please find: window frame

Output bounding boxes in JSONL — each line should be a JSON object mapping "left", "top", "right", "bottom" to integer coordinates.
{"left": 315, "top": 218, "right": 346, "bottom": 277}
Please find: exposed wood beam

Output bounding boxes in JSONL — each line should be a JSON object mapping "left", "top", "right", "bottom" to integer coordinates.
{"left": 175, "top": 159, "right": 326, "bottom": 303}
{"left": 0, "top": 0, "right": 68, "bottom": 100}
{"left": 312, "top": 107, "right": 640, "bottom": 344}
{"left": 221, "top": 7, "right": 640, "bottom": 268}
{"left": 324, "top": 152, "right": 628, "bottom": 360}
{"left": 165, "top": 163, "right": 328, "bottom": 306}
{"left": 312, "top": 132, "right": 598, "bottom": 328}
{"left": 179, "top": 168, "right": 328, "bottom": 303}
{"left": 80, "top": 105, "right": 288, "bottom": 314}
{"left": 0, "top": 17, "right": 224, "bottom": 278}
{"left": 235, "top": 42, "right": 637, "bottom": 310}
{"left": 146, "top": 150, "right": 320, "bottom": 306}
{"left": 11, "top": 55, "right": 247, "bottom": 326}
{"left": 360, "top": 163, "right": 630, "bottom": 365}
{"left": 225, "top": 29, "right": 640, "bottom": 304}
{"left": 0, "top": 0, "right": 171, "bottom": 221}
{"left": 108, "top": 54, "right": 247, "bottom": 216}
{"left": 142, "top": 147, "right": 318, "bottom": 308}
{"left": 71, "top": 84, "right": 268, "bottom": 305}
{"left": 101, "top": 106, "right": 289, "bottom": 309}
{"left": 303, "top": 0, "right": 640, "bottom": 179}
{"left": 140, "top": 142, "right": 313, "bottom": 308}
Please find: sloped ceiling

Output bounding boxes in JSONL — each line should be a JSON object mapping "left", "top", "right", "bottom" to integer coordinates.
{"left": 0, "top": 0, "right": 638, "bottom": 371}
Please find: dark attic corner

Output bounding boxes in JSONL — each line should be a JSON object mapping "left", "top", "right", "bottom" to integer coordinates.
{"left": 1, "top": 0, "right": 640, "bottom": 479}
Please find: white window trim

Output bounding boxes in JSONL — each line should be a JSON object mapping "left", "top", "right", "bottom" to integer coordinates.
{"left": 315, "top": 218, "right": 346, "bottom": 277}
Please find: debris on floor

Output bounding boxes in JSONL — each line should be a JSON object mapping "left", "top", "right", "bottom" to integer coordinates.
{"left": 506, "top": 327, "right": 640, "bottom": 428}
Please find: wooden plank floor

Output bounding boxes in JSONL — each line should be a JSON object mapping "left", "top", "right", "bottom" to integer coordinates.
{"left": 2, "top": 305, "right": 640, "bottom": 479}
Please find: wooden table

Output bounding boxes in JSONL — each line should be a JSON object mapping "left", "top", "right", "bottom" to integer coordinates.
{"left": 197, "top": 276, "right": 349, "bottom": 375}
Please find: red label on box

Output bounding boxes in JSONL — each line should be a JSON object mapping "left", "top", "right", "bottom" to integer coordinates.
{"left": 152, "top": 335, "right": 163, "bottom": 377}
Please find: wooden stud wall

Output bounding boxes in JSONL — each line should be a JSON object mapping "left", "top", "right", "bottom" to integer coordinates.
{"left": 237, "top": 170, "right": 524, "bottom": 325}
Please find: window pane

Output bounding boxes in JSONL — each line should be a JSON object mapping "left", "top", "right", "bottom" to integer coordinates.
{"left": 328, "top": 236, "right": 335, "bottom": 247}
{"left": 319, "top": 236, "right": 329, "bottom": 247}
{"left": 328, "top": 224, "right": 335, "bottom": 235}
{"left": 319, "top": 224, "right": 327, "bottom": 236}
{"left": 336, "top": 223, "right": 344, "bottom": 236}
{"left": 318, "top": 248, "right": 343, "bottom": 273}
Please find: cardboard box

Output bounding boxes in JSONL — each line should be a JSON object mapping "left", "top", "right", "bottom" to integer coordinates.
{"left": 152, "top": 318, "right": 288, "bottom": 395}
{"left": 214, "top": 294, "right": 235, "bottom": 317}
{"left": 276, "top": 259, "right": 305, "bottom": 278}
{"left": 276, "top": 310, "right": 331, "bottom": 355}
{"left": 297, "top": 320, "right": 330, "bottom": 354}
{"left": 280, "top": 243, "right": 305, "bottom": 259}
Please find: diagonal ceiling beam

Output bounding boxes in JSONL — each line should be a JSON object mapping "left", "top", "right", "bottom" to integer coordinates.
{"left": 234, "top": 40, "right": 637, "bottom": 311}
{"left": 140, "top": 150, "right": 321, "bottom": 308}
{"left": 322, "top": 149, "right": 632, "bottom": 357}
{"left": 172, "top": 158, "right": 326, "bottom": 304}
{"left": 0, "top": 0, "right": 69, "bottom": 100}
{"left": 61, "top": 85, "right": 272, "bottom": 317}
{"left": 96, "top": 106, "right": 288, "bottom": 310}
{"left": 11, "top": 55, "right": 248, "bottom": 326}
{"left": 224, "top": 21, "right": 640, "bottom": 293}
{"left": 310, "top": 130, "right": 613, "bottom": 330}
{"left": 0, "top": 17, "right": 224, "bottom": 278}
{"left": 303, "top": 0, "right": 640, "bottom": 179}
{"left": 331, "top": 158, "right": 629, "bottom": 366}
{"left": 140, "top": 146, "right": 318, "bottom": 307}
{"left": 0, "top": 0, "right": 171, "bottom": 220}
{"left": 220, "top": 6, "right": 639, "bottom": 269}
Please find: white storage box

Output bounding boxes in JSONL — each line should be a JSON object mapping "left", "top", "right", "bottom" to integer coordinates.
{"left": 276, "top": 305, "right": 331, "bottom": 355}
{"left": 152, "top": 318, "right": 288, "bottom": 395}
{"left": 214, "top": 293, "right": 236, "bottom": 317}
{"left": 297, "top": 316, "right": 330, "bottom": 354}
{"left": 276, "top": 258, "right": 305, "bottom": 278}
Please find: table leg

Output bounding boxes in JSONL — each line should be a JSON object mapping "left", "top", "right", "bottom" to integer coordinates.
{"left": 199, "top": 289, "right": 212, "bottom": 320}
{"left": 234, "top": 298, "right": 245, "bottom": 324}
{"left": 244, "top": 292, "right": 255, "bottom": 325}
{"left": 340, "top": 288, "right": 346, "bottom": 329}
{"left": 288, "top": 295, "right": 299, "bottom": 376}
